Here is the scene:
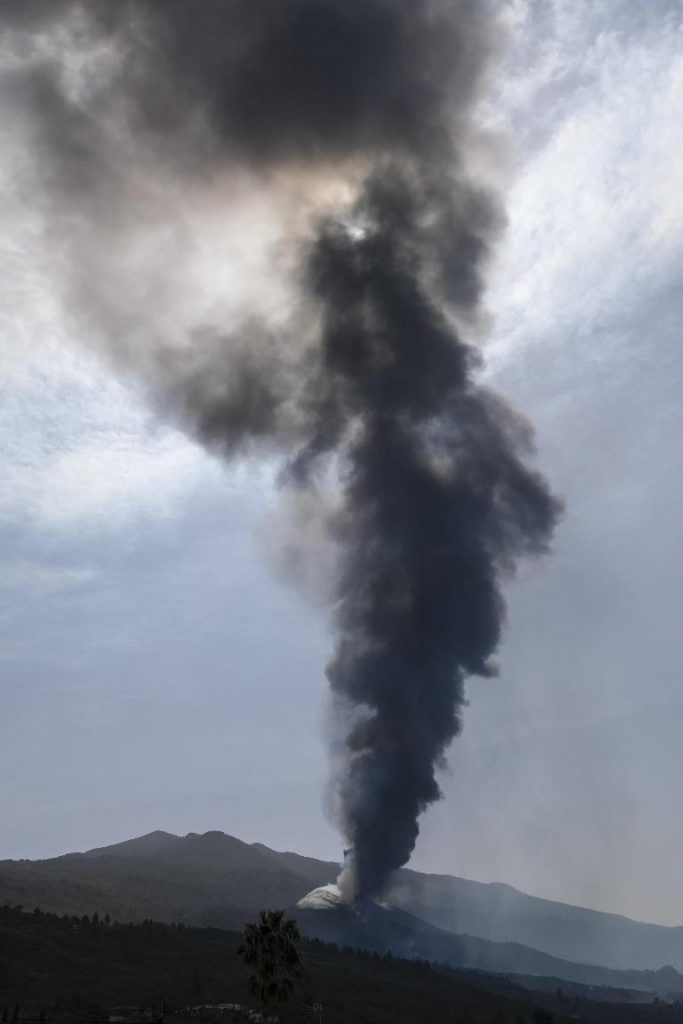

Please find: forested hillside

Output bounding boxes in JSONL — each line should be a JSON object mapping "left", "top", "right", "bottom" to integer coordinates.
{"left": 0, "top": 904, "right": 555, "bottom": 1024}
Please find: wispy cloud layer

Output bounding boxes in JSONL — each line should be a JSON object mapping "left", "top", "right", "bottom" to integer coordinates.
{"left": 490, "top": 0, "right": 683, "bottom": 363}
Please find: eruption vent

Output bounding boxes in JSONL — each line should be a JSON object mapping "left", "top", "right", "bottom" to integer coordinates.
{"left": 3, "top": 0, "right": 562, "bottom": 903}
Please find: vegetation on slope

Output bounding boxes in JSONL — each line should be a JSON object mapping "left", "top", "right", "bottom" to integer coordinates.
{"left": 0, "top": 903, "right": 562, "bottom": 1024}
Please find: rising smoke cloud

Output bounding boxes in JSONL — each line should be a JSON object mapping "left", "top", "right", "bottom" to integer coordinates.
{"left": 1, "top": 0, "right": 562, "bottom": 902}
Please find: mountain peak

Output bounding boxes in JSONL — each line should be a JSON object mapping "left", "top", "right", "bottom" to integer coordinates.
{"left": 85, "top": 830, "right": 181, "bottom": 858}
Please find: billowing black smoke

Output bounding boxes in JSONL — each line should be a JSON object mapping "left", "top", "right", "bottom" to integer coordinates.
{"left": 2, "top": 0, "right": 562, "bottom": 902}
{"left": 299, "top": 172, "right": 560, "bottom": 901}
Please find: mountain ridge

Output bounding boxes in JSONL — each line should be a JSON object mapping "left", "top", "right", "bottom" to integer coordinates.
{"left": 2, "top": 829, "right": 682, "bottom": 977}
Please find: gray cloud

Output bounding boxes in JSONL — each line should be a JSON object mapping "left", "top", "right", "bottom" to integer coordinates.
{"left": 2, "top": 0, "right": 560, "bottom": 901}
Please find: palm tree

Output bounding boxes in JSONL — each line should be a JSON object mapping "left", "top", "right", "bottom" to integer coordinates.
{"left": 237, "top": 909, "right": 303, "bottom": 1020}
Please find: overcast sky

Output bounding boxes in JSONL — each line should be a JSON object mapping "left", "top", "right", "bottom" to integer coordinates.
{"left": 1, "top": 0, "right": 682, "bottom": 926}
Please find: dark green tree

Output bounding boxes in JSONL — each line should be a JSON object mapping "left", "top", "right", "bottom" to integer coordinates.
{"left": 237, "top": 910, "right": 303, "bottom": 1020}
{"left": 532, "top": 1010, "right": 554, "bottom": 1024}
{"left": 190, "top": 963, "right": 204, "bottom": 1000}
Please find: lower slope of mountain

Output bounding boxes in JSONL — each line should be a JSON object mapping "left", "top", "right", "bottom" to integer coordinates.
{"left": 389, "top": 868, "right": 683, "bottom": 973}
{"left": 292, "top": 885, "right": 683, "bottom": 999}
{"left": 2, "top": 829, "right": 683, "bottom": 985}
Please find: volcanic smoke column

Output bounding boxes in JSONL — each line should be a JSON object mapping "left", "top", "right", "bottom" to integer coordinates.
{"left": 298, "top": 172, "right": 561, "bottom": 904}
{"left": 1, "top": 1, "right": 562, "bottom": 904}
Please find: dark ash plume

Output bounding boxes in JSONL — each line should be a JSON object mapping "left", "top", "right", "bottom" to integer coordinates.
{"left": 299, "top": 171, "right": 561, "bottom": 902}
{"left": 2, "top": 0, "right": 562, "bottom": 902}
